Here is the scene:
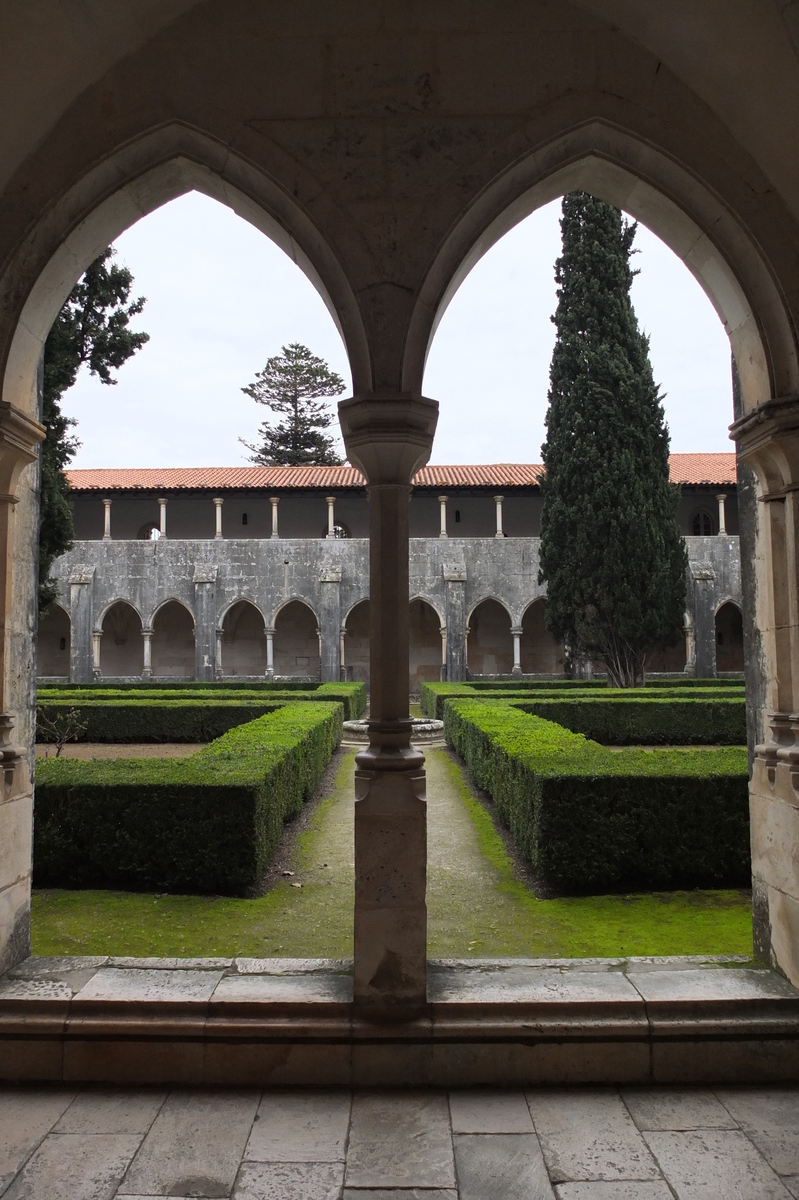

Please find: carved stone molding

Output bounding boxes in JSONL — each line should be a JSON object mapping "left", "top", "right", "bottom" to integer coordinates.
{"left": 338, "top": 393, "right": 438, "bottom": 484}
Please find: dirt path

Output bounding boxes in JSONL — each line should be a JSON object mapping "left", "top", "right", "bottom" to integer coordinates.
{"left": 35, "top": 743, "right": 205, "bottom": 760}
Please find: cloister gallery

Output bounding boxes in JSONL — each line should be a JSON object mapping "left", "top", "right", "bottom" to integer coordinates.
{"left": 39, "top": 455, "right": 744, "bottom": 687}
{"left": 1, "top": 2, "right": 799, "bottom": 1082}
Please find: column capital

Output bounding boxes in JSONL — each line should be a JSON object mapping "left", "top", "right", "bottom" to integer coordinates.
{"left": 338, "top": 392, "right": 438, "bottom": 483}
{"left": 731, "top": 394, "right": 799, "bottom": 490}
{"left": 0, "top": 401, "right": 45, "bottom": 496}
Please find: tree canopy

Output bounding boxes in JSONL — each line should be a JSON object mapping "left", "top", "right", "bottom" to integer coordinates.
{"left": 39, "top": 248, "right": 149, "bottom": 611}
{"left": 241, "top": 342, "right": 345, "bottom": 466}
{"left": 538, "top": 191, "right": 687, "bottom": 687}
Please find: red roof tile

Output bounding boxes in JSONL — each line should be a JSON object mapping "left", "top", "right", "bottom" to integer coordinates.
{"left": 65, "top": 454, "right": 736, "bottom": 492}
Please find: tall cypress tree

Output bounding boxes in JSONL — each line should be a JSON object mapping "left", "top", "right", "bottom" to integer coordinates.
{"left": 538, "top": 191, "right": 687, "bottom": 687}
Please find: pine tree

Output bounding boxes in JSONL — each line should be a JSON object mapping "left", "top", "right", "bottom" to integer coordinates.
{"left": 538, "top": 191, "right": 687, "bottom": 687}
{"left": 241, "top": 342, "right": 345, "bottom": 466}
{"left": 39, "top": 248, "right": 149, "bottom": 611}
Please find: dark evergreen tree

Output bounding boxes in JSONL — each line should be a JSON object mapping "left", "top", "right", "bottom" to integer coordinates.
{"left": 538, "top": 191, "right": 687, "bottom": 687}
{"left": 39, "top": 248, "right": 149, "bottom": 611}
{"left": 241, "top": 342, "right": 345, "bottom": 465}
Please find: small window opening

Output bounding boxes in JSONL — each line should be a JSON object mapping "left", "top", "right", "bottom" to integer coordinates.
{"left": 455, "top": 510, "right": 461, "bottom": 522}
{"left": 692, "top": 511, "right": 714, "bottom": 536}
{"left": 242, "top": 513, "right": 248, "bottom": 525}
{"left": 59, "top": 637, "right": 66, "bottom": 651}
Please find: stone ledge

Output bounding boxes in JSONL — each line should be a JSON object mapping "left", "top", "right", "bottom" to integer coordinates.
{"left": 1, "top": 956, "right": 798, "bottom": 1085}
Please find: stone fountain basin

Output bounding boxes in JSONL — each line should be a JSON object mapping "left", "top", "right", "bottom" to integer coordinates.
{"left": 342, "top": 717, "right": 444, "bottom": 742}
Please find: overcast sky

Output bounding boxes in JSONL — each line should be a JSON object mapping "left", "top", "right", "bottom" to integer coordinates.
{"left": 63, "top": 190, "right": 734, "bottom": 469}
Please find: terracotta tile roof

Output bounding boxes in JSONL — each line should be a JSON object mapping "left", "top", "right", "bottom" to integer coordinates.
{"left": 65, "top": 454, "right": 736, "bottom": 492}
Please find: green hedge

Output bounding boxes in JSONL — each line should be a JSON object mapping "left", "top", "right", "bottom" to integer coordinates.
{"left": 443, "top": 698, "right": 750, "bottom": 893}
{"left": 37, "top": 681, "right": 366, "bottom": 720}
{"left": 34, "top": 701, "right": 342, "bottom": 894}
{"left": 514, "top": 696, "right": 746, "bottom": 744}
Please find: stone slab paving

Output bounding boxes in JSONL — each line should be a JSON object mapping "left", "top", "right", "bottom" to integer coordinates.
{"left": 1, "top": 1084, "right": 799, "bottom": 1197}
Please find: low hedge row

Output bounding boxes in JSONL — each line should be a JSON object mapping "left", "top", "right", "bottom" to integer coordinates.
{"left": 36, "top": 700, "right": 286, "bottom": 743}
{"left": 514, "top": 696, "right": 746, "bottom": 745}
{"left": 34, "top": 701, "right": 343, "bottom": 894}
{"left": 37, "top": 681, "right": 367, "bottom": 720}
{"left": 443, "top": 698, "right": 750, "bottom": 892}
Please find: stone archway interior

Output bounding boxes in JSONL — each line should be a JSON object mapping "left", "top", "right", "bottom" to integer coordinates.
{"left": 716, "top": 602, "right": 745, "bottom": 673}
{"left": 37, "top": 604, "right": 70, "bottom": 678}
{"left": 520, "top": 600, "right": 563, "bottom": 674}
{"left": 151, "top": 601, "right": 195, "bottom": 679}
{"left": 468, "top": 599, "right": 513, "bottom": 676}
{"left": 409, "top": 599, "right": 442, "bottom": 691}
{"left": 274, "top": 601, "right": 320, "bottom": 678}
{"left": 221, "top": 600, "right": 266, "bottom": 677}
{"left": 344, "top": 600, "right": 370, "bottom": 684}
{"left": 100, "top": 601, "right": 143, "bottom": 678}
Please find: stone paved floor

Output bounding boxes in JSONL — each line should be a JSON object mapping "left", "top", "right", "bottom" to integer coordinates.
{"left": 2, "top": 1085, "right": 799, "bottom": 1198}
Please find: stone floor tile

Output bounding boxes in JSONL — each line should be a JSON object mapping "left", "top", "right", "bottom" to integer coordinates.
{"left": 643, "top": 1129, "right": 792, "bottom": 1199}
{"left": 2, "top": 1133, "right": 141, "bottom": 1200}
{"left": 429, "top": 965, "right": 641, "bottom": 1004}
{"left": 715, "top": 1088, "right": 799, "bottom": 1175}
{"left": 54, "top": 1089, "right": 166, "bottom": 1134}
{"left": 234, "top": 957, "right": 352, "bottom": 974}
{"left": 342, "top": 1192, "right": 457, "bottom": 1199}
{"left": 555, "top": 1185, "right": 673, "bottom": 1199}
{"left": 0, "top": 977, "right": 73, "bottom": 1000}
{"left": 211, "top": 973, "right": 352, "bottom": 1003}
{"left": 74, "top": 968, "right": 224, "bottom": 1002}
{"left": 621, "top": 1088, "right": 737, "bottom": 1131}
{"left": 233, "top": 1161, "right": 344, "bottom": 1199}
{"left": 449, "top": 1089, "right": 534, "bottom": 1133}
{"left": 107, "top": 957, "right": 233, "bottom": 970}
{"left": 0, "top": 1088, "right": 77, "bottom": 1191}
{"left": 345, "top": 1091, "right": 455, "bottom": 1189}
{"left": 626, "top": 967, "right": 799, "bottom": 1002}
{"left": 526, "top": 1089, "right": 661, "bottom": 1182}
{"left": 244, "top": 1091, "right": 351, "bottom": 1162}
{"left": 454, "top": 1132, "right": 555, "bottom": 1199}
{"left": 117, "top": 1090, "right": 259, "bottom": 1197}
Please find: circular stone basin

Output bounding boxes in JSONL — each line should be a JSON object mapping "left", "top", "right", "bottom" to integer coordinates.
{"left": 342, "top": 717, "right": 444, "bottom": 742}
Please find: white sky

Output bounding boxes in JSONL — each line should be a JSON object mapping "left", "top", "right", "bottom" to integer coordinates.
{"left": 63, "top": 190, "right": 734, "bottom": 469}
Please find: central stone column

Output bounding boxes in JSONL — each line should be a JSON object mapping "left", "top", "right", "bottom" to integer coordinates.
{"left": 338, "top": 392, "right": 438, "bottom": 1019}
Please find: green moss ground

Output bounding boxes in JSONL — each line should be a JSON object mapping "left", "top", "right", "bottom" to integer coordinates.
{"left": 32, "top": 745, "right": 753, "bottom": 960}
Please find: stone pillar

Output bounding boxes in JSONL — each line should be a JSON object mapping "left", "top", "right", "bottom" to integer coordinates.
{"left": 438, "top": 495, "right": 448, "bottom": 538}
{"left": 732, "top": 397, "right": 799, "bottom": 984}
{"left": 716, "top": 493, "right": 727, "bottom": 535}
{"left": 270, "top": 497, "right": 280, "bottom": 539}
{"left": 511, "top": 625, "right": 523, "bottom": 675}
{"left": 91, "top": 629, "right": 101, "bottom": 676}
{"left": 443, "top": 564, "right": 467, "bottom": 682}
{"left": 193, "top": 565, "right": 217, "bottom": 681}
{"left": 264, "top": 627, "right": 275, "bottom": 677}
{"left": 439, "top": 625, "right": 447, "bottom": 681}
{"left": 690, "top": 563, "right": 717, "bottom": 678}
{"left": 158, "top": 497, "right": 168, "bottom": 538}
{"left": 68, "top": 567, "right": 94, "bottom": 682}
{"left": 102, "top": 497, "right": 112, "bottom": 541}
{"left": 141, "top": 628, "right": 153, "bottom": 679}
{"left": 494, "top": 494, "right": 505, "bottom": 538}
{"left": 340, "top": 625, "right": 347, "bottom": 681}
{"left": 215, "top": 626, "right": 224, "bottom": 678}
{"left": 684, "top": 613, "right": 696, "bottom": 676}
{"left": 326, "top": 496, "right": 336, "bottom": 538}
{"left": 213, "top": 497, "right": 224, "bottom": 539}
{"left": 338, "top": 392, "right": 438, "bottom": 1019}
{"left": 319, "top": 567, "right": 342, "bottom": 682}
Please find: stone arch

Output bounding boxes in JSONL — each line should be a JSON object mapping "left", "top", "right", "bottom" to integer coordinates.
{"left": 409, "top": 597, "right": 443, "bottom": 691}
{"left": 1, "top": 125, "right": 372, "bottom": 422}
{"left": 520, "top": 598, "right": 563, "bottom": 675}
{"left": 274, "top": 599, "right": 320, "bottom": 679}
{"left": 151, "top": 599, "right": 195, "bottom": 680}
{"left": 37, "top": 603, "right": 70, "bottom": 678}
{"left": 220, "top": 599, "right": 266, "bottom": 678}
{"left": 343, "top": 598, "right": 370, "bottom": 685}
{"left": 715, "top": 600, "right": 745, "bottom": 673}
{"left": 467, "top": 597, "right": 513, "bottom": 677}
{"left": 409, "top": 123, "right": 793, "bottom": 414}
{"left": 99, "top": 600, "right": 143, "bottom": 678}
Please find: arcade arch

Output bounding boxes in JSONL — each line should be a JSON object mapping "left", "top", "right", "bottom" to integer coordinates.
{"left": 220, "top": 599, "right": 266, "bottom": 678}
{"left": 467, "top": 599, "right": 513, "bottom": 677}
{"left": 716, "top": 601, "right": 745, "bottom": 674}
{"left": 520, "top": 600, "right": 563, "bottom": 675}
{"left": 151, "top": 600, "right": 195, "bottom": 679}
{"left": 409, "top": 598, "right": 443, "bottom": 691}
{"left": 37, "top": 604, "right": 70, "bottom": 678}
{"left": 98, "top": 600, "right": 143, "bottom": 678}
{"left": 274, "top": 600, "right": 320, "bottom": 679}
{"left": 343, "top": 599, "right": 370, "bottom": 685}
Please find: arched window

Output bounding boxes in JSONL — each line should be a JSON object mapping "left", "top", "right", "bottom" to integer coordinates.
{"left": 100, "top": 602, "right": 143, "bottom": 677}
{"left": 692, "top": 511, "right": 714, "bottom": 536}
{"left": 221, "top": 601, "right": 266, "bottom": 677}
{"left": 152, "top": 601, "right": 195, "bottom": 679}
{"left": 274, "top": 601, "right": 320, "bottom": 678}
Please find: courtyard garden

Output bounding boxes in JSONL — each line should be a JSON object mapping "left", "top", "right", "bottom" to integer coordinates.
{"left": 32, "top": 676, "right": 753, "bottom": 961}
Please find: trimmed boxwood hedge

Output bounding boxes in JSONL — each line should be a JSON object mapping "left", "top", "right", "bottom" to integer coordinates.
{"left": 38, "top": 681, "right": 366, "bottom": 720}
{"left": 34, "top": 701, "right": 342, "bottom": 895}
{"left": 513, "top": 696, "right": 746, "bottom": 744}
{"left": 443, "top": 698, "right": 750, "bottom": 893}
